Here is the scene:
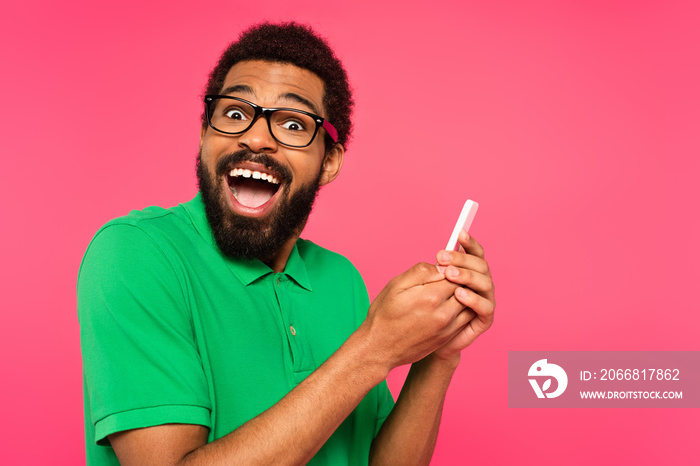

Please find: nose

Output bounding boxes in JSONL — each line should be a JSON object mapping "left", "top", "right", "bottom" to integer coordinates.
{"left": 238, "top": 115, "right": 278, "bottom": 153}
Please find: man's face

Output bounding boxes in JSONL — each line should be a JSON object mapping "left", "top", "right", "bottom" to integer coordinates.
{"left": 197, "top": 60, "right": 342, "bottom": 261}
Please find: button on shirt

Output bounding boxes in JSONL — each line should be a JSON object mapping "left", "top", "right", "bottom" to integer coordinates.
{"left": 78, "top": 193, "right": 394, "bottom": 465}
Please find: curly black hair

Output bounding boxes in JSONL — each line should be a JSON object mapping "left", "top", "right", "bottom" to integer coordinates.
{"left": 202, "top": 22, "right": 353, "bottom": 150}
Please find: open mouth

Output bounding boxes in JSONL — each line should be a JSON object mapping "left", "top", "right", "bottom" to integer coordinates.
{"left": 226, "top": 165, "right": 283, "bottom": 211}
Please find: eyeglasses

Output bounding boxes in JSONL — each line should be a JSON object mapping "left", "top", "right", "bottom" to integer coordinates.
{"left": 204, "top": 95, "right": 338, "bottom": 148}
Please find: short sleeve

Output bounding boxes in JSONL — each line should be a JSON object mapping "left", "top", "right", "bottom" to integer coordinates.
{"left": 78, "top": 224, "right": 211, "bottom": 445}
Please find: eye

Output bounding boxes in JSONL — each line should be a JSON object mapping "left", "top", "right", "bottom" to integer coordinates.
{"left": 223, "top": 106, "right": 249, "bottom": 121}
{"left": 279, "top": 119, "right": 307, "bottom": 132}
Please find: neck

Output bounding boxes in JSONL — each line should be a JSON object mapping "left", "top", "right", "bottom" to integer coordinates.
{"left": 264, "top": 216, "right": 310, "bottom": 273}
{"left": 263, "top": 235, "right": 299, "bottom": 273}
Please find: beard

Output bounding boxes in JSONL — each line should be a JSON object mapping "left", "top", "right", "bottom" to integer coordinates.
{"left": 196, "top": 149, "right": 322, "bottom": 261}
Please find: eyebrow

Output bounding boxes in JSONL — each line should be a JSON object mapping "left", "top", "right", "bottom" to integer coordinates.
{"left": 279, "top": 92, "right": 321, "bottom": 116}
{"left": 219, "top": 86, "right": 322, "bottom": 116}
{"left": 220, "top": 85, "right": 254, "bottom": 97}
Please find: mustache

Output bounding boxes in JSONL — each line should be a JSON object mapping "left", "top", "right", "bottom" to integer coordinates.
{"left": 215, "top": 150, "right": 292, "bottom": 184}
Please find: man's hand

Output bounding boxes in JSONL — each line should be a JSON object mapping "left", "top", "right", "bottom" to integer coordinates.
{"left": 432, "top": 230, "right": 496, "bottom": 361}
{"left": 360, "top": 261, "right": 473, "bottom": 372}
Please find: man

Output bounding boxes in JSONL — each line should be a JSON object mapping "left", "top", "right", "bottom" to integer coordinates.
{"left": 78, "top": 22, "right": 495, "bottom": 465}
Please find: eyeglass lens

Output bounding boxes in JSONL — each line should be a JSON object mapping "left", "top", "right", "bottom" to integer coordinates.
{"left": 208, "top": 98, "right": 318, "bottom": 146}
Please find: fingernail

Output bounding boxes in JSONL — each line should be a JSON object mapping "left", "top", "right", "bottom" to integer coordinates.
{"left": 438, "top": 251, "right": 451, "bottom": 263}
{"left": 461, "top": 230, "right": 470, "bottom": 241}
{"left": 447, "top": 266, "right": 459, "bottom": 278}
{"left": 456, "top": 287, "right": 467, "bottom": 299}
{"left": 436, "top": 265, "right": 446, "bottom": 274}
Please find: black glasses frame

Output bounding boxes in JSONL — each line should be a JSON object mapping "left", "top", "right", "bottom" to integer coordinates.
{"left": 204, "top": 95, "right": 338, "bottom": 148}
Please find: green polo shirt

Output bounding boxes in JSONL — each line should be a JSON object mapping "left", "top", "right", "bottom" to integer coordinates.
{"left": 78, "top": 193, "right": 394, "bottom": 465}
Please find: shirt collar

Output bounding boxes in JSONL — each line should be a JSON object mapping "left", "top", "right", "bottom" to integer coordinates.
{"left": 181, "top": 192, "right": 312, "bottom": 291}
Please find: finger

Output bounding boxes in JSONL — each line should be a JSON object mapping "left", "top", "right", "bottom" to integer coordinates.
{"left": 436, "top": 250, "right": 490, "bottom": 275}
{"left": 454, "top": 287, "right": 495, "bottom": 329}
{"left": 458, "top": 231, "right": 485, "bottom": 258}
{"left": 447, "top": 308, "right": 477, "bottom": 333}
{"left": 443, "top": 265, "right": 495, "bottom": 298}
{"left": 433, "top": 292, "right": 472, "bottom": 335}
{"left": 444, "top": 318, "right": 485, "bottom": 353}
{"left": 420, "top": 279, "right": 465, "bottom": 313}
{"left": 393, "top": 262, "right": 446, "bottom": 291}
{"left": 448, "top": 308, "right": 478, "bottom": 341}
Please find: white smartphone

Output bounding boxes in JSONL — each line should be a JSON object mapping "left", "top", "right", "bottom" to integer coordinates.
{"left": 445, "top": 199, "right": 479, "bottom": 251}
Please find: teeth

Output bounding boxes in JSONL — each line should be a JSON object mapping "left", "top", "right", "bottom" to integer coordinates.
{"left": 228, "top": 168, "right": 280, "bottom": 185}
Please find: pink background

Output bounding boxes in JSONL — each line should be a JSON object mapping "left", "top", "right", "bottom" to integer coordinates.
{"left": 2, "top": 0, "right": 698, "bottom": 464}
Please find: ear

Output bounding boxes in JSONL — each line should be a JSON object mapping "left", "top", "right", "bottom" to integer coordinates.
{"left": 319, "top": 143, "right": 345, "bottom": 186}
{"left": 199, "top": 126, "right": 207, "bottom": 151}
